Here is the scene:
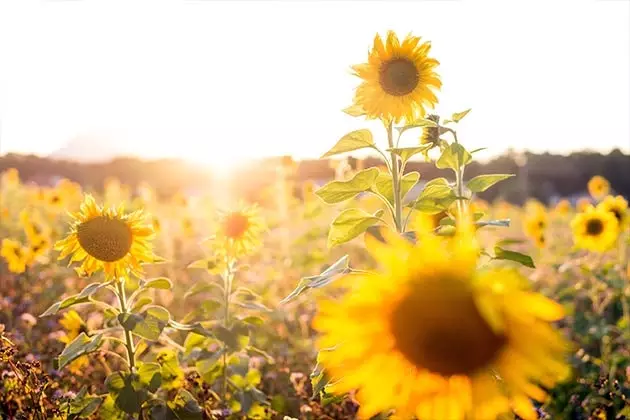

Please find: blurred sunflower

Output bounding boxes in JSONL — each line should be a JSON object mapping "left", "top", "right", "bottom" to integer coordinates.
{"left": 216, "top": 204, "right": 266, "bottom": 256}
{"left": 1, "top": 168, "right": 20, "bottom": 188}
{"left": 351, "top": 31, "right": 441, "bottom": 123}
{"left": 553, "top": 199, "right": 571, "bottom": 216}
{"left": 55, "top": 194, "right": 157, "bottom": 280}
{"left": 598, "top": 195, "right": 628, "bottom": 229}
{"left": 58, "top": 310, "right": 89, "bottom": 373}
{"left": 313, "top": 225, "right": 569, "bottom": 420}
{"left": 45, "top": 187, "right": 65, "bottom": 213}
{"left": 20, "top": 208, "right": 51, "bottom": 243}
{"left": 532, "top": 231, "right": 546, "bottom": 249}
{"left": 571, "top": 205, "right": 619, "bottom": 252}
{"left": 587, "top": 175, "right": 610, "bottom": 201}
{"left": 523, "top": 210, "right": 547, "bottom": 238}
{"left": 1, "top": 239, "right": 29, "bottom": 274}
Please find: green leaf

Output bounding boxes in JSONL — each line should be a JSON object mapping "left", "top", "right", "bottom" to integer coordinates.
{"left": 417, "top": 178, "right": 453, "bottom": 201}
{"left": 476, "top": 219, "right": 511, "bottom": 228}
{"left": 374, "top": 171, "right": 420, "bottom": 204}
{"left": 149, "top": 390, "right": 203, "bottom": 420}
{"left": 131, "top": 297, "right": 153, "bottom": 313}
{"left": 342, "top": 104, "right": 366, "bottom": 117}
{"left": 105, "top": 372, "right": 143, "bottom": 414}
{"left": 280, "top": 255, "right": 350, "bottom": 304}
{"left": 186, "top": 256, "right": 223, "bottom": 274}
{"left": 321, "top": 129, "right": 374, "bottom": 158}
{"left": 494, "top": 247, "right": 535, "bottom": 268}
{"left": 183, "top": 280, "right": 224, "bottom": 300}
{"left": 137, "top": 362, "right": 162, "bottom": 393}
{"left": 233, "top": 300, "right": 271, "bottom": 312}
{"left": 157, "top": 350, "right": 184, "bottom": 391}
{"left": 40, "top": 282, "right": 108, "bottom": 317}
{"left": 466, "top": 174, "right": 514, "bottom": 193}
{"left": 99, "top": 395, "right": 126, "bottom": 420}
{"left": 436, "top": 143, "right": 472, "bottom": 171}
{"left": 141, "top": 277, "right": 173, "bottom": 290}
{"left": 315, "top": 167, "right": 379, "bottom": 204}
{"left": 214, "top": 322, "right": 250, "bottom": 351}
{"left": 386, "top": 145, "right": 432, "bottom": 164}
{"left": 55, "top": 333, "right": 103, "bottom": 370}
{"left": 395, "top": 118, "right": 438, "bottom": 136}
{"left": 118, "top": 306, "right": 170, "bottom": 341}
{"left": 451, "top": 108, "right": 471, "bottom": 122}
{"left": 327, "top": 208, "right": 383, "bottom": 248}
{"left": 195, "top": 349, "right": 225, "bottom": 384}
{"left": 61, "top": 386, "right": 103, "bottom": 419}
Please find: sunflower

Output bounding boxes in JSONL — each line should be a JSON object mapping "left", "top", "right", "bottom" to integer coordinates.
{"left": 532, "top": 231, "right": 546, "bottom": 249}
{"left": 1, "top": 239, "right": 29, "bottom": 274}
{"left": 55, "top": 194, "right": 157, "bottom": 280}
{"left": 577, "top": 197, "right": 592, "bottom": 213}
{"left": 419, "top": 114, "right": 441, "bottom": 154}
{"left": 523, "top": 209, "right": 547, "bottom": 238}
{"left": 571, "top": 205, "right": 619, "bottom": 252}
{"left": 351, "top": 31, "right": 441, "bottom": 123}
{"left": 587, "top": 175, "right": 610, "bottom": 201}
{"left": 313, "top": 225, "right": 569, "bottom": 420}
{"left": 20, "top": 208, "right": 51, "bottom": 244}
{"left": 216, "top": 204, "right": 266, "bottom": 256}
{"left": 553, "top": 199, "right": 571, "bottom": 216}
{"left": 598, "top": 195, "right": 628, "bottom": 229}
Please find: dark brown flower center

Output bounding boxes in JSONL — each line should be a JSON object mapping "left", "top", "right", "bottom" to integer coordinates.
{"left": 77, "top": 216, "right": 132, "bottom": 262}
{"left": 611, "top": 209, "right": 623, "bottom": 223}
{"left": 379, "top": 58, "right": 419, "bottom": 96}
{"left": 224, "top": 212, "right": 250, "bottom": 239}
{"left": 390, "top": 275, "right": 506, "bottom": 376}
{"left": 586, "top": 218, "right": 604, "bottom": 236}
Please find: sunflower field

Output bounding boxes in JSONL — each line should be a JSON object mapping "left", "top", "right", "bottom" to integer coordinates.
{"left": 1, "top": 31, "right": 629, "bottom": 420}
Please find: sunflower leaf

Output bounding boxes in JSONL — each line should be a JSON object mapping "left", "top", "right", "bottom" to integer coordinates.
{"left": 315, "top": 168, "right": 380, "bottom": 204}
{"left": 436, "top": 143, "right": 472, "bottom": 172}
{"left": 280, "top": 255, "right": 350, "bottom": 304}
{"left": 118, "top": 306, "right": 170, "bottom": 341}
{"left": 321, "top": 129, "right": 374, "bottom": 158}
{"left": 55, "top": 333, "right": 103, "bottom": 370}
{"left": 140, "top": 277, "right": 173, "bottom": 290}
{"left": 467, "top": 174, "right": 515, "bottom": 193}
{"left": 373, "top": 171, "right": 420, "bottom": 205}
{"left": 386, "top": 145, "right": 432, "bottom": 164}
{"left": 395, "top": 118, "right": 438, "bottom": 136}
{"left": 451, "top": 108, "right": 472, "bottom": 122}
{"left": 327, "top": 208, "right": 384, "bottom": 248}
{"left": 493, "top": 247, "right": 535, "bottom": 268}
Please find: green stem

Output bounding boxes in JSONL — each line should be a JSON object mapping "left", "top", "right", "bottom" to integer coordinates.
{"left": 221, "top": 251, "right": 235, "bottom": 405}
{"left": 115, "top": 280, "right": 136, "bottom": 371}
{"left": 387, "top": 121, "right": 403, "bottom": 232}
{"left": 452, "top": 131, "right": 468, "bottom": 218}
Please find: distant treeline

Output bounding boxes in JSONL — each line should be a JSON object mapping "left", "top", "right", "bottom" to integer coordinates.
{"left": 1, "top": 149, "right": 629, "bottom": 205}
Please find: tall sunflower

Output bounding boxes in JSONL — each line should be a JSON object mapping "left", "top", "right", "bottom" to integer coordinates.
{"left": 351, "top": 31, "right": 441, "bottom": 123}
{"left": 313, "top": 225, "right": 569, "bottom": 420}
{"left": 215, "top": 204, "right": 266, "bottom": 256}
{"left": 587, "top": 175, "right": 610, "bottom": 201}
{"left": 598, "top": 195, "right": 628, "bottom": 229}
{"left": 55, "top": 194, "right": 157, "bottom": 280}
{"left": 571, "top": 205, "right": 619, "bottom": 252}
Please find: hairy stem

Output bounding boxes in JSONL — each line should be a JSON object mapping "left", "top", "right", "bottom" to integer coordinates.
{"left": 115, "top": 280, "right": 136, "bottom": 371}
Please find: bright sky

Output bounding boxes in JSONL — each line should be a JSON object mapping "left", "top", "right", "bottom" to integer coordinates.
{"left": 0, "top": 0, "right": 629, "bottom": 169}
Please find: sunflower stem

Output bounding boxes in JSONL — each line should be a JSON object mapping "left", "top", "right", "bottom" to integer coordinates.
{"left": 221, "top": 249, "right": 235, "bottom": 406}
{"left": 387, "top": 121, "right": 403, "bottom": 232}
{"left": 115, "top": 279, "right": 136, "bottom": 371}
{"left": 452, "top": 131, "right": 468, "bottom": 218}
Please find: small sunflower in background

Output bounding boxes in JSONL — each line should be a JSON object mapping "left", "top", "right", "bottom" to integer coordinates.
{"left": 350, "top": 31, "right": 441, "bottom": 123}
{"left": 313, "top": 223, "right": 569, "bottom": 420}
{"left": 215, "top": 204, "right": 266, "bottom": 256}
{"left": 577, "top": 197, "right": 593, "bottom": 213}
{"left": 523, "top": 208, "right": 547, "bottom": 239}
{"left": 571, "top": 205, "right": 619, "bottom": 252}
{"left": 55, "top": 194, "right": 157, "bottom": 281}
{"left": 598, "top": 195, "right": 628, "bottom": 229}
{"left": 532, "top": 230, "right": 547, "bottom": 249}
{"left": 587, "top": 175, "right": 610, "bottom": 201}
{"left": 1, "top": 239, "right": 29, "bottom": 274}
{"left": 45, "top": 187, "right": 66, "bottom": 213}
{"left": 553, "top": 199, "right": 571, "bottom": 216}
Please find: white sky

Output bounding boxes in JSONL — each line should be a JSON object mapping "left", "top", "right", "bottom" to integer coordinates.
{"left": 0, "top": 0, "right": 629, "bottom": 169}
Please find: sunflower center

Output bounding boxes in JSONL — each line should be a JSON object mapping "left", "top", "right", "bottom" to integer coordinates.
{"left": 586, "top": 218, "right": 604, "bottom": 236}
{"left": 224, "top": 212, "right": 250, "bottom": 239}
{"left": 611, "top": 209, "right": 623, "bottom": 222}
{"left": 390, "top": 275, "right": 506, "bottom": 376}
{"left": 77, "top": 216, "right": 132, "bottom": 262}
{"left": 379, "top": 58, "right": 419, "bottom": 96}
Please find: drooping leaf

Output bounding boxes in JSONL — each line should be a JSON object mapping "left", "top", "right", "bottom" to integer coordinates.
{"left": 118, "top": 306, "right": 170, "bottom": 341}
{"left": 436, "top": 143, "right": 472, "bottom": 171}
{"left": 55, "top": 333, "right": 103, "bottom": 370}
{"left": 140, "top": 277, "right": 172, "bottom": 290}
{"left": 281, "top": 255, "right": 350, "bottom": 304}
{"left": 131, "top": 297, "right": 153, "bottom": 313}
{"left": 327, "top": 208, "right": 383, "bottom": 248}
{"left": 321, "top": 129, "right": 374, "bottom": 158}
{"left": 61, "top": 386, "right": 103, "bottom": 419}
{"left": 41, "top": 282, "right": 109, "bottom": 317}
{"left": 467, "top": 174, "right": 514, "bottom": 193}
{"left": 315, "top": 168, "right": 380, "bottom": 204}
{"left": 342, "top": 104, "right": 366, "bottom": 117}
{"left": 494, "top": 246, "right": 535, "bottom": 268}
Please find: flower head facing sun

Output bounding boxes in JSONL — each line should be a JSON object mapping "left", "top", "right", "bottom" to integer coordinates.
{"left": 216, "top": 204, "right": 266, "bottom": 256}
{"left": 351, "top": 31, "right": 441, "bottom": 123}
{"left": 598, "top": 195, "right": 628, "bottom": 229}
{"left": 313, "top": 225, "right": 569, "bottom": 420}
{"left": 55, "top": 194, "right": 157, "bottom": 280}
{"left": 571, "top": 205, "right": 619, "bottom": 252}
{"left": 587, "top": 175, "right": 610, "bottom": 201}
